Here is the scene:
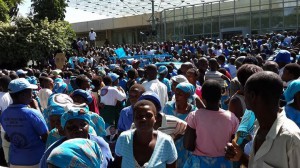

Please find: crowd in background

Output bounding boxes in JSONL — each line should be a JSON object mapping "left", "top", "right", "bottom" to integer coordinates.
{"left": 0, "top": 30, "right": 300, "bottom": 167}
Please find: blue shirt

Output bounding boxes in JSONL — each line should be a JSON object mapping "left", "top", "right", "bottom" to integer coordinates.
{"left": 40, "top": 134, "right": 114, "bottom": 168}
{"left": 0, "top": 104, "right": 48, "bottom": 165}
{"left": 115, "top": 130, "right": 178, "bottom": 168}
{"left": 117, "top": 106, "right": 133, "bottom": 132}
{"left": 285, "top": 105, "right": 300, "bottom": 128}
{"left": 119, "top": 78, "right": 128, "bottom": 91}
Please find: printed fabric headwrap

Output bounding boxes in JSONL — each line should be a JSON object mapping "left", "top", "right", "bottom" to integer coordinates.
{"left": 47, "top": 138, "right": 103, "bottom": 168}
{"left": 284, "top": 79, "right": 300, "bottom": 104}
{"left": 176, "top": 82, "right": 195, "bottom": 100}
{"left": 61, "top": 107, "right": 91, "bottom": 128}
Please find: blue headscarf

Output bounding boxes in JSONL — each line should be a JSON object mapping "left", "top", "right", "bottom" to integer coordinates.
{"left": 47, "top": 138, "right": 102, "bottom": 168}
{"left": 176, "top": 82, "right": 195, "bottom": 99}
{"left": 71, "top": 89, "right": 93, "bottom": 104}
{"left": 53, "top": 81, "right": 68, "bottom": 94}
{"left": 284, "top": 79, "right": 300, "bottom": 104}
{"left": 61, "top": 107, "right": 91, "bottom": 128}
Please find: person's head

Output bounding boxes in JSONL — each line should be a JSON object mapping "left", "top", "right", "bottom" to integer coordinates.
{"left": 274, "top": 50, "right": 292, "bottom": 68}
{"left": 217, "top": 55, "right": 226, "bottom": 65}
{"left": 242, "top": 56, "right": 258, "bottom": 65}
{"left": 129, "top": 84, "right": 146, "bottom": 106}
{"left": 107, "top": 72, "right": 119, "bottom": 86}
{"left": 76, "top": 75, "right": 91, "bottom": 90}
{"left": 102, "top": 75, "right": 112, "bottom": 86}
{"left": 145, "top": 64, "right": 158, "bottom": 81}
{"left": 197, "top": 57, "right": 209, "bottom": 71}
{"left": 127, "top": 69, "right": 138, "bottom": 79}
{"left": 263, "top": 61, "right": 279, "bottom": 74}
{"left": 47, "top": 138, "right": 102, "bottom": 168}
{"left": 61, "top": 108, "right": 91, "bottom": 139}
{"left": 16, "top": 69, "right": 27, "bottom": 78}
{"left": 0, "top": 75, "right": 11, "bottom": 92}
{"left": 171, "top": 75, "right": 188, "bottom": 93}
{"left": 202, "top": 80, "right": 222, "bottom": 104}
{"left": 180, "top": 62, "right": 193, "bottom": 76}
{"left": 158, "top": 65, "right": 168, "bottom": 79}
{"left": 244, "top": 71, "right": 283, "bottom": 115}
{"left": 282, "top": 63, "right": 300, "bottom": 82}
{"left": 208, "top": 58, "right": 219, "bottom": 71}
{"left": 71, "top": 89, "right": 93, "bottom": 105}
{"left": 284, "top": 79, "right": 300, "bottom": 109}
{"left": 237, "top": 64, "right": 263, "bottom": 87}
{"left": 175, "top": 82, "right": 195, "bottom": 103}
{"left": 8, "top": 78, "right": 38, "bottom": 105}
{"left": 186, "top": 68, "right": 199, "bottom": 85}
{"left": 138, "top": 91, "right": 162, "bottom": 112}
{"left": 91, "top": 76, "right": 103, "bottom": 91}
{"left": 133, "top": 100, "right": 157, "bottom": 132}
{"left": 48, "top": 94, "right": 73, "bottom": 130}
{"left": 235, "top": 56, "right": 246, "bottom": 69}
{"left": 43, "top": 77, "right": 54, "bottom": 89}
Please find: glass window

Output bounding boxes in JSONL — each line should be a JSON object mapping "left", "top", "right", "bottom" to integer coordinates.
{"left": 194, "top": 19, "right": 203, "bottom": 35}
{"left": 251, "top": 0, "right": 260, "bottom": 6}
{"left": 284, "top": 7, "right": 297, "bottom": 28}
{"left": 271, "top": 9, "right": 283, "bottom": 28}
{"left": 261, "top": 10, "right": 270, "bottom": 29}
{"left": 212, "top": 17, "right": 219, "bottom": 33}
{"left": 220, "top": 15, "right": 234, "bottom": 29}
{"left": 251, "top": 11, "right": 260, "bottom": 29}
{"left": 184, "top": 20, "right": 194, "bottom": 36}
{"left": 236, "top": 13, "right": 250, "bottom": 28}
{"left": 204, "top": 21, "right": 211, "bottom": 35}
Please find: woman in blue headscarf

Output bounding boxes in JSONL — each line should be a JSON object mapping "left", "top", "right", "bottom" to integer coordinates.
{"left": 284, "top": 79, "right": 300, "bottom": 128}
{"left": 40, "top": 107, "right": 113, "bottom": 168}
{"left": 163, "top": 82, "right": 197, "bottom": 168}
{"left": 47, "top": 138, "right": 102, "bottom": 168}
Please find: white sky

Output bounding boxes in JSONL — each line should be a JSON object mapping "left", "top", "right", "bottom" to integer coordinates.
{"left": 18, "top": 0, "right": 107, "bottom": 23}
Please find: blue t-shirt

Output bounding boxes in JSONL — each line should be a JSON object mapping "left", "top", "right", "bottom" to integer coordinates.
{"left": 0, "top": 104, "right": 48, "bottom": 165}
{"left": 117, "top": 106, "right": 133, "bottom": 132}
{"left": 285, "top": 105, "right": 300, "bottom": 128}
{"left": 40, "top": 134, "right": 114, "bottom": 168}
{"left": 115, "top": 130, "right": 178, "bottom": 168}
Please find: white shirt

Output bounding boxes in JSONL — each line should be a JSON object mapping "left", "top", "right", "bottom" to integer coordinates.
{"left": 100, "top": 86, "right": 126, "bottom": 106}
{"left": 248, "top": 112, "right": 300, "bottom": 168}
{"left": 38, "top": 88, "right": 52, "bottom": 111}
{"left": 0, "top": 92, "right": 12, "bottom": 132}
{"left": 89, "top": 31, "right": 97, "bottom": 41}
{"left": 142, "top": 79, "right": 168, "bottom": 110}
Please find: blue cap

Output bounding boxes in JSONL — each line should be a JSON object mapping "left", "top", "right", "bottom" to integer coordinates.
{"left": 53, "top": 82, "right": 68, "bottom": 94}
{"left": 108, "top": 72, "right": 119, "bottom": 82}
{"left": 8, "top": 78, "right": 38, "bottom": 93}
{"left": 138, "top": 91, "right": 162, "bottom": 112}
{"left": 16, "top": 69, "right": 27, "bottom": 76}
{"left": 72, "top": 89, "right": 93, "bottom": 104}
{"left": 158, "top": 65, "right": 168, "bottom": 74}
{"left": 274, "top": 50, "right": 292, "bottom": 63}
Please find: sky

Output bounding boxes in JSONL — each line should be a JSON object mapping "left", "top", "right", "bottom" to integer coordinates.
{"left": 18, "top": 0, "right": 107, "bottom": 23}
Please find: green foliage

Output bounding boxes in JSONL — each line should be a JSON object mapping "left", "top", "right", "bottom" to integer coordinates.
{"left": 31, "top": 0, "right": 68, "bottom": 21}
{"left": 0, "top": 0, "right": 10, "bottom": 22}
{"left": 0, "top": 17, "right": 75, "bottom": 69}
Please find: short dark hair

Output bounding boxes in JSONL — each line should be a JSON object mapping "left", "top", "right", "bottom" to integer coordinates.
{"left": 127, "top": 69, "right": 137, "bottom": 79}
{"left": 202, "top": 80, "right": 222, "bottom": 103}
{"left": 284, "top": 63, "right": 300, "bottom": 79}
{"left": 103, "top": 76, "right": 112, "bottom": 86}
{"left": 237, "top": 64, "right": 263, "bottom": 87}
{"left": 133, "top": 100, "right": 157, "bottom": 116}
{"left": 75, "top": 75, "right": 88, "bottom": 87}
{"left": 0, "top": 76, "right": 11, "bottom": 92}
{"left": 245, "top": 71, "right": 283, "bottom": 106}
{"left": 92, "top": 76, "right": 103, "bottom": 88}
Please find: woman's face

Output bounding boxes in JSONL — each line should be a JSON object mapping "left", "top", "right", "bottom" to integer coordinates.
{"left": 134, "top": 105, "right": 156, "bottom": 132}
{"left": 175, "top": 88, "right": 189, "bottom": 103}
{"left": 186, "top": 71, "right": 197, "bottom": 84}
{"left": 49, "top": 115, "right": 62, "bottom": 131}
{"left": 64, "top": 119, "right": 89, "bottom": 139}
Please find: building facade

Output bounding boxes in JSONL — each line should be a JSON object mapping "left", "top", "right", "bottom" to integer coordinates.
{"left": 72, "top": 0, "right": 300, "bottom": 44}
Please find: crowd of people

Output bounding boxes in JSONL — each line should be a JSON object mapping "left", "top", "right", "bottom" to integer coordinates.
{"left": 0, "top": 30, "right": 300, "bottom": 168}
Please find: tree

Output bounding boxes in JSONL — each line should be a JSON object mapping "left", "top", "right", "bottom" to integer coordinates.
{"left": 0, "top": 0, "right": 23, "bottom": 22}
{"left": 31, "top": 0, "right": 68, "bottom": 21}
{"left": 0, "top": 17, "right": 75, "bottom": 69}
